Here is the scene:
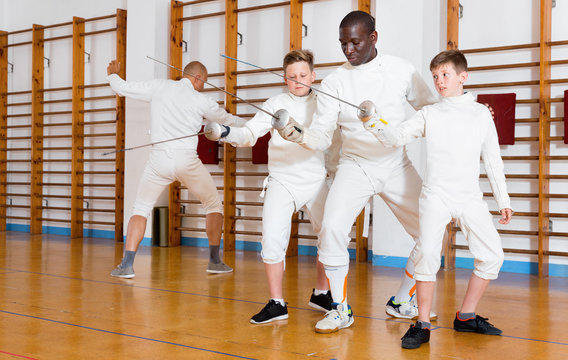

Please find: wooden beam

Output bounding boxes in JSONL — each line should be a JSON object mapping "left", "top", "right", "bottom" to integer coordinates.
{"left": 71, "top": 17, "right": 85, "bottom": 238}
{"left": 358, "top": 0, "right": 371, "bottom": 14}
{"left": 0, "top": 31, "right": 7, "bottom": 230}
{"left": 447, "top": 0, "right": 459, "bottom": 50}
{"left": 353, "top": 0, "right": 370, "bottom": 262}
{"left": 114, "top": 9, "right": 127, "bottom": 243}
{"left": 168, "top": 0, "right": 184, "bottom": 246}
{"left": 223, "top": 0, "right": 238, "bottom": 252}
{"left": 355, "top": 208, "right": 368, "bottom": 262}
{"left": 285, "top": 0, "right": 303, "bottom": 257}
{"left": 538, "top": 0, "right": 552, "bottom": 277}
{"left": 30, "top": 24, "right": 44, "bottom": 234}
{"left": 442, "top": 0, "right": 460, "bottom": 269}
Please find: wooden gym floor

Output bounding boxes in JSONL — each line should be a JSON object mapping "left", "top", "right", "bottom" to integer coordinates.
{"left": 0, "top": 231, "right": 566, "bottom": 359}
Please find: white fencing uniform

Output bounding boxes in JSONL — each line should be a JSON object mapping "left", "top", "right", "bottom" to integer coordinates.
{"left": 379, "top": 92, "right": 510, "bottom": 281}
{"left": 224, "top": 91, "right": 328, "bottom": 263}
{"left": 107, "top": 74, "right": 244, "bottom": 217}
{"left": 300, "top": 52, "right": 437, "bottom": 267}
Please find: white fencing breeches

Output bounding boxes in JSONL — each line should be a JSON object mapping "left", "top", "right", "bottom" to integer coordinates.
{"left": 413, "top": 187, "right": 504, "bottom": 282}
{"left": 132, "top": 148, "right": 222, "bottom": 218}
{"left": 261, "top": 178, "right": 328, "bottom": 264}
{"left": 317, "top": 157, "right": 422, "bottom": 267}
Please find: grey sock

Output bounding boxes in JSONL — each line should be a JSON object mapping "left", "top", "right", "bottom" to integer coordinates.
{"left": 209, "top": 245, "right": 221, "bottom": 264}
{"left": 416, "top": 320, "right": 431, "bottom": 330}
{"left": 121, "top": 251, "right": 136, "bottom": 267}
{"left": 458, "top": 312, "right": 475, "bottom": 321}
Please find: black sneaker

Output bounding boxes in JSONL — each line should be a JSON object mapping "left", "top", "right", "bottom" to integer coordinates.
{"left": 308, "top": 289, "right": 333, "bottom": 312}
{"left": 401, "top": 323, "right": 430, "bottom": 349}
{"left": 250, "top": 300, "right": 288, "bottom": 324}
{"left": 453, "top": 313, "right": 502, "bottom": 335}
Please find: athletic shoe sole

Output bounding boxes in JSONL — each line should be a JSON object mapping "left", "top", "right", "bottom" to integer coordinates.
{"left": 385, "top": 307, "right": 438, "bottom": 321}
{"left": 315, "top": 317, "right": 354, "bottom": 334}
{"left": 110, "top": 273, "right": 135, "bottom": 279}
{"left": 308, "top": 301, "right": 330, "bottom": 312}
{"left": 250, "top": 314, "right": 288, "bottom": 324}
{"left": 206, "top": 268, "right": 234, "bottom": 274}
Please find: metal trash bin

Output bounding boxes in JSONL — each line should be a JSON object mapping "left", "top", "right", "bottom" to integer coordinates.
{"left": 152, "top": 206, "right": 169, "bottom": 247}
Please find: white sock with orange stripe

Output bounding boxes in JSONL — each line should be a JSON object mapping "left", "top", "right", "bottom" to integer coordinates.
{"left": 324, "top": 264, "right": 349, "bottom": 311}
{"left": 394, "top": 258, "right": 416, "bottom": 303}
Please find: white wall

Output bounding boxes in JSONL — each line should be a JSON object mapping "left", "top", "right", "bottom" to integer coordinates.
{"left": 2, "top": 1, "right": 567, "bottom": 272}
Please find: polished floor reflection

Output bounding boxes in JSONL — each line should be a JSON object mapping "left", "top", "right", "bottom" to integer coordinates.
{"left": 0, "top": 231, "right": 566, "bottom": 359}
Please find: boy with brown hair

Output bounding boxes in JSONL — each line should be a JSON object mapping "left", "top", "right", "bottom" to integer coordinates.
{"left": 364, "top": 49, "right": 513, "bottom": 349}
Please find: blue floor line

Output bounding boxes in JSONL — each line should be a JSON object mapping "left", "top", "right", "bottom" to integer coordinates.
{"left": 0, "top": 310, "right": 257, "bottom": 360}
{"left": 2, "top": 267, "right": 567, "bottom": 347}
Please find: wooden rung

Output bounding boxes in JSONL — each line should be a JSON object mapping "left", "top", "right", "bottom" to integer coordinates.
{"left": 5, "top": 113, "right": 32, "bottom": 118}
{"left": 40, "top": 86, "right": 72, "bottom": 92}
{"left": 468, "top": 61, "right": 540, "bottom": 72}
{"left": 547, "top": 78, "right": 568, "bottom": 84}
{"left": 177, "top": 214, "right": 206, "bottom": 218}
{"left": 79, "top": 159, "right": 115, "bottom": 162}
{"left": 5, "top": 90, "right": 32, "bottom": 95}
{"left": 82, "top": 133, "right": 116, "bottom": 137}
{"left": 548, "top": 212, "right": 568, "bottom": 218}
{"left": 81, "top": 196, "right": 115, "bottom": 200}
{"left": 232, "top": 216, "right": 262, "bottom": 221}
{"left": 453, "top": 244, "right": 538, "bottom": 255}
{"left": 236, "top": 1, "right": 289, "bottom": 13}
{"left": 234, "top": 98, "right": 268, "bottom": 104}
{"left": 5, "top": 148, "right": 31, "bottom": 151}
{"left": 178, "top": 200, "right": 201, "bottom": 204}
{"left": 549, "top": 175, "right": 568, "bottom": 179}
{"left": 0, "top": 205, "right": 30, "bottom": 208}
{"left": 42, "top": 194, "right": 72, "bottom": 198}
{"left": 461, "top": 42, "right": 540, "bottom": 54}
{"left": 80, "top": 120, "right": 117, "bottom": 126}
{"left": 483, "top": 192, "right": 538, "bottom": 198}
{"left": 6, "top": 182, "right": 30, "bottom": 185}
{"left": 80, "top": 146, "right": 116, "bottom": 150}
{"left": 232, "top": 230, "right": 261, "bottom": 236}
{"left": 233, "top": 201, "right": 264, "bottom": 206}
{"left": 83, "top": 13, "right": 117, "bottom": 22}
{"left": 179, "top": 11, "right": 225, "bottom": 22}
{"left": 174, "top": 0, "right": 217, "bottom": 8}
{"left": 82, "top": 95, "right": 116, "bottom": 101}
{"left": 464, "top": 80, "right": 540, "bottom": 89}
{"left": 81, "top": 183, "right": 115, "bottom": 187}
{"left": 490, "top": 210, "right": 538, "bottom": 217}
{"left": 80, "top": 83, "right": 108, "bottom": 89}
{"left": 41, "top": 98, "right": 71, "bottom": 104}
{"left": 40, "top": 21, "right": 73, "bottom": 30}
{"left": 295, "top": 234, "right": 317, "bottom": 240}
{"left": 516, "top": 99, "right": 539, "bottom": 104}
{"left": 177, "top": 227, "right": 207, "bottom": 232}
{"left": 549, "top": 136, "right": 565, "bottom": 141}
{"left": 6, "top": 28, "right": 33, "bottom": 35}
{"left": 452, "top": 227, "right": 539, "bottom": 236}
{"left": 40, "top": 159, "right": 71, "bottom": 163}
{"left": 1, "top": 159, "right": 31, "bottom": 163}
{"left": 40, "top": 206, "right": 71, "bottom": 211}
{"left": 83, "top": 220, "right": 115, "bottom": 225}
{"left": 547, "top": 194, "right": 568, "bottom": 199}
{"left": 515, "top": 137, "right": 539, "bottom": 141}
{"left": 43, "top": 122, "right": 72, "bottom": 127}
{"left": 7, "top": 102, "right": 32, "bottom": 107}
{"left": 38, "top": 218, "right": 71, "bottom": 223}
{"left": 502, "top": 156, "right": 539, "bottom": 160}
{"left": 515, "top": 118, "right": 539, "bottom": 123}
{"left": 481, "top": 174, "right": 538, "bottom": 179}
{"left": 0, "top": 193, "right": 30, "bottom": 197}
{"left": 4, "top": 124, "right": 32, "bottom": 129}
{"left": 4, "top": 41, "right": 33, "bottom": 48}
{"left": 546, "top": 232, "right": 568, "bottom": 238}
{"left": 40, "top": 147, "right": 72, "bottom": 151}
{"left": 39, "top": 182, "right": 71, "bottom": 186}
{"left": 81, "top": 171, "right": 115, "bottom": 175}
{"left": 43, "top": 35, "right": 73, "bottom": 42}
{"left": 39, "top": 111, "right": 72, "bottom": 116}
{"left": 233, "top": 172, "right": 269, "bottom": 176}
{"left": 231, "top": 187, "right": 262, "bottom": 191}
{"left": 1, "top": 171, "right": 29, "bottom": 174}
{"left": 40, "top": 171, "right": 71, "bottom": 174}
{"left": 233, "top": 158, "right": 253, "bottom": 162}
{"left": 82, "top": 208, "right": 115, "bottom": 213}
{"left": 236, "top": 82, "right": 286, "bottom": 90}
{"left": 0, "top": 216, "right": 29, "bottom": 220}
{"left": 79, "top": 107, "right": 115, "bottom": 113}
{"left": 81, "top": 28, "right": 117, "bottom": 37}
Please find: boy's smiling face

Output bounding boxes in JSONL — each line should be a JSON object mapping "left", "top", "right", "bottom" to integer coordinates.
{"left": 431, "top": 63, "right": 468, "bottom": 97}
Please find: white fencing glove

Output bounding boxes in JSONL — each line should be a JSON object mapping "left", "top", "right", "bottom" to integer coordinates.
{"left": 278, "top": 117, "right": 304, "bottom": 143}
{"left": 204, "top": 122, "right": 231, "bottom": 141}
